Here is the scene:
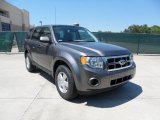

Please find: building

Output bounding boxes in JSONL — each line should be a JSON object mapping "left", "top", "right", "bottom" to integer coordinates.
{"left": 0, "top": 0, "right": 30, "bottom": 31}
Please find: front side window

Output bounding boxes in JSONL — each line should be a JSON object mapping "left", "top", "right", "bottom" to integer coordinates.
{"left": 31, "top": 27, "right": 52, "bottom": 41}
{"left": 53, "top": 26, "right": 98, "bottom": 42}
{"left": 41, "top": 27, "right": 51, "bottom": 40}
{"left": 32, "top": 27, "right": 42, "bottom": 40}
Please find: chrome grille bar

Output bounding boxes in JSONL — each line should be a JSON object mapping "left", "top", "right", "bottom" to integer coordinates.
{"left": 106, "top": 55, "right": 132, "bottom": 71}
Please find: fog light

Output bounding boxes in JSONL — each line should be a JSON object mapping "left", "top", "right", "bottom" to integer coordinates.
{"left": 88, "top": 78, "right": 100, "bottom": 87}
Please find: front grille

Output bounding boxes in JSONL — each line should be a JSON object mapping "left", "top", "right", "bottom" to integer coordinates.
{"left": 110, "top": 75, "right": 132, "bottom": 86}
{"left": 106, "top": 55, "right": 132, "bottom": 71}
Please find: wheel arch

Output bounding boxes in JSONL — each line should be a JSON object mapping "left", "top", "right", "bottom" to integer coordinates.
{"left": 52, "top": 56, "right": 81, "bottom": 90}
{"left": 24, "top": 50, "right": 28, "bottom": 57}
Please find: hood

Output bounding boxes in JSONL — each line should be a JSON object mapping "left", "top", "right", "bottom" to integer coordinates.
{"left": 59, "top": 42, "right": 130, "bottom": 56}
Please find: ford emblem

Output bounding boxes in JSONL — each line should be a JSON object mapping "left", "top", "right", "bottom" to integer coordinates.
{"left": 119, "top": 60, "right": 126, "bottom": 66}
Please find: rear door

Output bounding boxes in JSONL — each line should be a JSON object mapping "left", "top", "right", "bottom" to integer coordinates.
{"left": 30, "top": 27, "right": 42, "bottom": 64}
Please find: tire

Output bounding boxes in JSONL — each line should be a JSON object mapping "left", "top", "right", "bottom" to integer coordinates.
{"left": 55, "top": 65, "right": 78, "bottom": 100}
{"left": 25, "top": 53, "right": 36, "bottom": 72}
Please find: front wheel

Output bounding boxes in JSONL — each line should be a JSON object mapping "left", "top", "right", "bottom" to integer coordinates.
{"left": 25, "top": 53, "right": 36, "bottom": 72}
{"left": 55, "top": 65, "right": 78, "bottom": 100}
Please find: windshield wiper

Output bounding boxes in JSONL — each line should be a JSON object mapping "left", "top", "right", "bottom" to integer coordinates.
{"left": 74, "top": 40, "right": 95, "bottom": 42}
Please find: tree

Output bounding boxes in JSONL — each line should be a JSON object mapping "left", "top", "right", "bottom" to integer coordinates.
{"left": 124, "top": 24, "right": 160, "bottom": 34}
{"left": 124, "top": 24, "right": 152, "bottom": 33}
{"left": 150, "top": 25, "right": 160, "bottom": 34}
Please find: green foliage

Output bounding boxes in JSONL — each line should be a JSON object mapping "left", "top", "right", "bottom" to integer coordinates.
{"left": 124, "top": 24, "right": 160, "bottom": 34}
{"left": 151, "top": 25, "right": 160, "bottom": 34}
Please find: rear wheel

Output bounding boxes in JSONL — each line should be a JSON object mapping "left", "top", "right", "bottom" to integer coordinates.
{"left": 25, "top": 53, "right": 36, "bottom": 72}
{"left": 55, "top": 65, "right": 78, "bottom": 100}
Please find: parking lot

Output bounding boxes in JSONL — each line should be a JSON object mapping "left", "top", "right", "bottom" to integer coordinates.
{"left": 0, "top": 54, "right": 160, "bottom": 120}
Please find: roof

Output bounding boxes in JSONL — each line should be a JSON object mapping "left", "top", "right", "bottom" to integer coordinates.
{"left": 35, "top": 25, "right": 82, "bottom": 28}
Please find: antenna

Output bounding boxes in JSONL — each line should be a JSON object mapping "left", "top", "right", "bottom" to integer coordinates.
{"left": 55, "top": 7, "right": 56, "bottom": 25}
{"left": 39, "top": 21, "right": 42, "bottom": 26}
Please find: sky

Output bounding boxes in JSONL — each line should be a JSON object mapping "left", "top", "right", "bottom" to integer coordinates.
{"left": 6, "top": 0, "right": 160, "bottom": 32}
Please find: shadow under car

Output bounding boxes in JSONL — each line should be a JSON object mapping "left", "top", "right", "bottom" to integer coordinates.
{"left": 36, "top": 69, "right": 142, "bottom": 108}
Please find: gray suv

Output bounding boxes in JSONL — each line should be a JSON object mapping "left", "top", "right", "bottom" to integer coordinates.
{"left": 24, "top": 25, "right": 136, "bottom": 100}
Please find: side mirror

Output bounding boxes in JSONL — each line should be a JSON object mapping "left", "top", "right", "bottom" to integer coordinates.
{"left": 40, "top": 36, "right": 50, "bottom": 42}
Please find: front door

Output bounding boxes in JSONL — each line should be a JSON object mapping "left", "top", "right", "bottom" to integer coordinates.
{"left": 36, "top": 27, "right": 53, "bottom": 71}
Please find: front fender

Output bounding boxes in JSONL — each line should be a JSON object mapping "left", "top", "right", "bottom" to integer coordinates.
{"left": 52, "top": 52, "right": 82, "bottom": 90}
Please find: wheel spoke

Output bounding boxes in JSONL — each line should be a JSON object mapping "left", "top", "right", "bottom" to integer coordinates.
{"left": 58, "top": 74, "right": 63, "bottom": 81}
{"left": 57, "top": 72, "right": 68, "bottom": 93}
{"left": 62, "top": 84, "right": 67, "bottom": 93}
{"left": 63, "top": 81, "right": 68, "bottom": 88}
{"left": 62, "top": 74, "right": 67, "bottom": 81}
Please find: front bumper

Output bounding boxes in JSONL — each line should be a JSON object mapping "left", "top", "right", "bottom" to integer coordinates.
{"left": 76, "top": 62, "right": 136, "bottom": 93}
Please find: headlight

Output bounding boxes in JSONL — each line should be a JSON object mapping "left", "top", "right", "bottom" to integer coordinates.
{"left": 130, "top": 54, "right": 133, "bottom": 62}
{"left": 81, "top": 56, "right": 104, "bottom": 69}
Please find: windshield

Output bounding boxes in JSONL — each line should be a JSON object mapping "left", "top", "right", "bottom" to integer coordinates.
{"left": 53, "top": 26, "right": 98, "bottom": 42}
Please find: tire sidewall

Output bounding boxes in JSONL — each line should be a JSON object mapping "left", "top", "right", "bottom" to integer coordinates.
{"left": 25, "top": 53, "right": 35, "bottom": 72}
{"left": 25, "top": 54, "right": 31, "bottom": 71}
{"left": 55, "top": 65, "right": 77, "bottom": 100}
